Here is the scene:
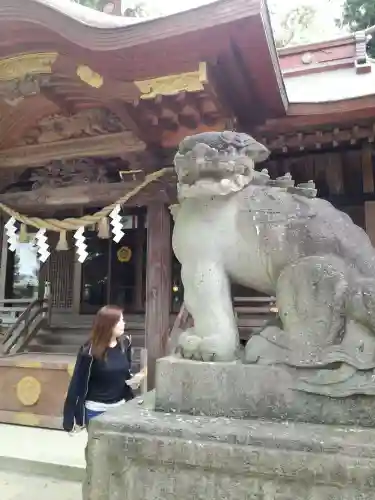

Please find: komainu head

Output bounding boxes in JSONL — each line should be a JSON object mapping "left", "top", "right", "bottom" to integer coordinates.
{"left": 174, "top": 131, "right": 269, "bottom": 199}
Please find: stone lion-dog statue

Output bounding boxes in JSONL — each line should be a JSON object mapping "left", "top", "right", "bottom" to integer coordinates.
{"left": 171, "top": 131, "right": 375, "bottom": 397}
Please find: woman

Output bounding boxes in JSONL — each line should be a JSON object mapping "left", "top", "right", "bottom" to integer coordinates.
{"left": 63, "top": 305, "right": 142, "bottom": 431}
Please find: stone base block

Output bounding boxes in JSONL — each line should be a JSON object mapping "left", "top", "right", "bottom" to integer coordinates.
{"left": 86, "top": 396, "right": 375, "bottom": 500}
{"left": 155, "top": 356, "right": 375, "bottom": 427}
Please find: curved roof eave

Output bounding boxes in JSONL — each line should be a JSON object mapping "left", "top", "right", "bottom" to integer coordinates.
{"left": 285, "top": 62, "right": 375, "bottom": 105}
{"left": 31, "top": 0, "right": 152, "bottom": 28}
{"left": 0, "top": 0, "right": 261, "bottom": 51}
{"left": 0, "top": 0, "right": 289, "bottom": 123}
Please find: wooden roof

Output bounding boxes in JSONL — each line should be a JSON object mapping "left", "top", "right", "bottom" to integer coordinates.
{"left": 0, "top": 0, "right": 287, "bottom": 165}
{"left": 254, "top": 32, "right": 375, "bottom": 151}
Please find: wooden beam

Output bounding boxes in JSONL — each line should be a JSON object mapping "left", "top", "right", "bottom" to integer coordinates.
{"left": 40, "top": 86, "right": 76, "bottom": 116}
{"left": 0, "top": 132, "right": 146, "bottom": 168}
{"left": 161, "top": 119, "right": 226, "bottom": 148}
{"left": 105, "top": 100, "right": 149, "bottom": 142}
{"left": 288, "top": 97, "right": 375, "bottom": 117}
{"left": 134, "top": 212, "right": 145, "bottom": 312}
{"left": 0, "top": 217, "right": 7, "bottom": 301}
{"left": 0, "top": 182, "right": 139, "bottom": 210}
{"left": 362, "top": 145, "right": 374, "bottom": 194}
{"left": 260, "top": 124, "right": 375, "bottom": 154}
{"left": 365, "top": 201, "right": 375, "bottom": 246}
{"left": 52, "top": 57, "right": 140, "bottom": 103}
{"left": 145, "top": 203, "right": 171, "bottom": 389}
{"left": 325, "top": 153, "right": 344, "bottom": 195}
{"left": 0, "top": 181, "right": 176, "bottom": 215}
{"left": 258, "top": 102, "right": 375, "bottom": 136}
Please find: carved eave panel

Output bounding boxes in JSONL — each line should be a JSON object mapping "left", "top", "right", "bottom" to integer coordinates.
{"left": 0, "top": 0, "right": 287, "bottom": 147}
{"left": 0, "top": 157, "right": 177, "bottom": 213}
{"left": 0, "top": 53, "right": 230, "bottom": 151}
{"left": 0, "top": 131, "right": 145, "bottom": 168}
{"left": 14, "top": 108, "right": 128, "bottom": 146}
{"left": 0, "top": 51, "right": 144, "bottom": 148}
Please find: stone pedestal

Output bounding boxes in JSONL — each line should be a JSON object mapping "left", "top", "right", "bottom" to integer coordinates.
{"left": 155, "top": 357, "right": 375, "bottom": 427}
{"left": 85, "top": 358, "right": 375, "bottom": 500}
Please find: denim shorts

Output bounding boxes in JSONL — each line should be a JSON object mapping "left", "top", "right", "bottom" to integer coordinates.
{"left": 85, "top": 408, "right": 104, "bottom": 425}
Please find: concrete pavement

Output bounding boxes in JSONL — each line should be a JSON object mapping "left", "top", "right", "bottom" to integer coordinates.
{"left": 0, "top": 470, "right": 81, "bottom": 500}
{"left": 0, "top": 424, "right": 86, "bottom": 481}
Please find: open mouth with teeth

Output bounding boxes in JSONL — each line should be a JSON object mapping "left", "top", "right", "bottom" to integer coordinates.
{"left": 174, "top": 143, "right": 258, "bottom": 198}
{"left": 173, "top": 132, "right": 270, "bottom": 199}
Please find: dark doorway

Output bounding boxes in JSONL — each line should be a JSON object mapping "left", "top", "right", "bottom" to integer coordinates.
{"left": 80, "top": 210, "right": 146, "bottom": 314}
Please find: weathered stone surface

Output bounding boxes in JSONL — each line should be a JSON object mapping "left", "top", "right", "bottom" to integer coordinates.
{"left": 172, "top": 130, "right": 375, "bottom": 401}
{"left": 155, "top": 357, "right": 375, "bottom": 427}
{"left": 85, "top": 397, "right": 375, "bottom": 500}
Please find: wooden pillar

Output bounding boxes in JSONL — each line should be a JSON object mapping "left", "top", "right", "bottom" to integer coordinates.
{"left": 134, "top": 213, "right": 145, "bottom": 312}
{"left": 365, "top": 201, "right": 375, "bottom": 246}
{"left": 72, "top": 259, "right": 82, "bottom": 313}
{"left": 362, "top": 145, "right": 374, "bottom": 194}
{"left": 145, "top": 203, "right": 171, "bottom": 389}
{"left": 72, "top": 209, "right": 84, "bottom": 313}
{"left": 0, "top": 217, "right": 7, "bottom": 300}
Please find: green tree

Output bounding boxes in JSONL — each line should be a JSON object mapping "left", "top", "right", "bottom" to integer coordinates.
{"left": 268, "top": 0, "right": 345, "bottom": 49}
{"left": 340, "top": 0, "right": 375, "bottom": 56}
{"left": 73, "top": 0, "right": 101, "bottom": 8}
{"left": 271, "top": 4, "right": 317, "bottom": 48}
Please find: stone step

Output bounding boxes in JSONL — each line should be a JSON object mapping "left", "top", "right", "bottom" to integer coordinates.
{"left": 27, "top": 343, "right": 143, "bottom": 360}
{"left": 33, "top": 329, "right": 146, "bottom": 347}
{"left": 50, "top": 313, "right": 145, "bottom": 327}
{"left": 23, "top": 308, "right": 265, "bottom": 357}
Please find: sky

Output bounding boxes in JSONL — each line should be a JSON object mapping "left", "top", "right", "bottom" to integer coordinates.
{"left": 142, "top": 0, "right": 215, "bottom": 15}
{"left": 147, "top": 0, "right": 343, "bottom": 18}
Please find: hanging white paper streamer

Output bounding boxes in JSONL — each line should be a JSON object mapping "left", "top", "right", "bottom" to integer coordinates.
{"left": 35, "top": 228, "right": 50, "bottom": 263}
{"left": 109, "top": 205, "right": 124, "bottom": 243}
{"left": 74, "top": 226, "right": 88, "bottom": 263}
{"left": 4, "top": 217, "right": 18, "bottom": 252}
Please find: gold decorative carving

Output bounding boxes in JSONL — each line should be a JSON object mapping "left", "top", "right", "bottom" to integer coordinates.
{"left": 0, "top": 53, "right": 58, "bottom": 82}
{"left": 16, "top": 376, "right": 41, "bottom": 407}
{"left": 135, "top": 62, "right": 208, "bottom": 100}
{"left": 18, "top": 109, "right": 126, "bottom": 146}
{"left": 117, "top": 246, "right": 132, "bottom": 263}
{"left": 77, "top": 65, "right": 104, "bottom": 88}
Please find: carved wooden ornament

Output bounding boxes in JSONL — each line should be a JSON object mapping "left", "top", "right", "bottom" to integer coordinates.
{"left": 76, "top": 65, "right": 104, "bottom": 88}
{"left": 135, "top": 62, "right": 208, "bottom": 99}
{"left": 16, "top": 376, "right": 41, "bottom": 406}
{"left": 0, "top": 53, "right": 58, "bottom": 81}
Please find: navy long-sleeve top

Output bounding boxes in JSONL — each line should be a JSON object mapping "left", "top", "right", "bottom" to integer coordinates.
{"left": 63, "top": 335, "right": 134, "bottom": 431}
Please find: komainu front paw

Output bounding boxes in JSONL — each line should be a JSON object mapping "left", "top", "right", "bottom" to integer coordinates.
{"left": 177, "top": 328, "right": 237, "bottom": 362}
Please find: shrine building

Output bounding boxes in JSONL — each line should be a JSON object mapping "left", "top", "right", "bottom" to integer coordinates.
{"left": 0, "top": 0, "right": 374, "bottom": 428}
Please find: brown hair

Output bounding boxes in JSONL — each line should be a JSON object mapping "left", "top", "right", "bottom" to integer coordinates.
{"left": 90, "top": 305, "right": 123, "bottom": 360}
